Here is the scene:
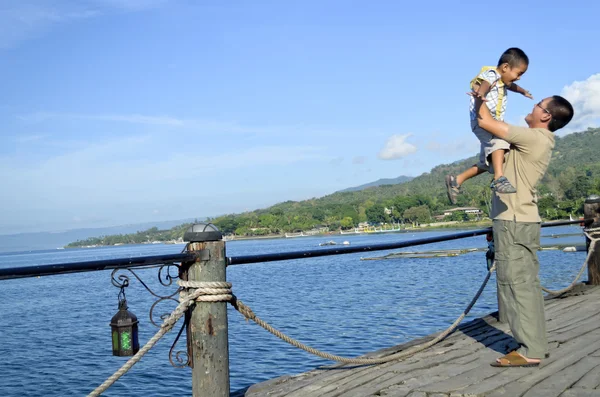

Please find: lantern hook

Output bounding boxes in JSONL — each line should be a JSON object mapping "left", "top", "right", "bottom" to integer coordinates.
{"left": 111, "top": 273, "right": 130, "bottom": 306}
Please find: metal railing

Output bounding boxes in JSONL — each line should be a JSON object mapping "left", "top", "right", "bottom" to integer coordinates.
{"left": 0, "top": 219, "right": 588, "bottom": 280}
{"left": 0, "top": 252, "right": 194, "bottom": 280}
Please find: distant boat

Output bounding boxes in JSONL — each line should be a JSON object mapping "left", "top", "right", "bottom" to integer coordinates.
{"left": 319, "top": 240, "right": 337, "bottom": 246}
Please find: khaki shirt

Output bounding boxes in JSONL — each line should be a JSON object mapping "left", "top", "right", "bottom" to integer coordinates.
{"left": 491, "top": 125, "right": 555, "bottom": 222}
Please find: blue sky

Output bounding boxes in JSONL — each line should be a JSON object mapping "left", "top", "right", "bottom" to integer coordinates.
{"left": 2, "top": 0, "right": 599, "bottom": 234}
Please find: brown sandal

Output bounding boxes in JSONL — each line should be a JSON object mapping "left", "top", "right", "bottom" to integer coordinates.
{"left": 490, "top": 351, "right": 540, "bottom": 368}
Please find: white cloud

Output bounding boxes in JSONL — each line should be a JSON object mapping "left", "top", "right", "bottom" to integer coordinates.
{"left": 13, "top": 133, "right": 48, "bottom": 143}
{"left": 16, "top": 111, "right": 348, "bottom": 139}
{"left": 19, "top": 111, "right": 186, "bottom": 126}
{"left": 91, "top": 0, "right": 168, "bottom": 11}
{"left": 0, "top": 3, "right": 97, "bottom": 49}
{"left": 329, "top": 157, "right": 344, "bottom": 166}
{"left": 425, "top": 137, "right": 479, "bottom": 156}
{"left": 0, "top": 1, "right": 168, "bottom": 49}
{"left": 0, "top": 134, "right": 327, "bottom": 210}
{"left": 378, "top": 134, "right": 417, "bottom": 160}
{"left": 561, "top": 73, "right": 600, "bottom": 132}
{"left": 352, "top": 156, "right": 367, "bottom": 165}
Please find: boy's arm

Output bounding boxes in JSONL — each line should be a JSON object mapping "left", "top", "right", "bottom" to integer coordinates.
{"left": 507, "top": 83, "right": 533, "bottom": 99}
{"left": 471, "top": 79, "right": 492, "bottom": 101}
{"left": 474, "top": 98, "right": 510, "bottom": 140}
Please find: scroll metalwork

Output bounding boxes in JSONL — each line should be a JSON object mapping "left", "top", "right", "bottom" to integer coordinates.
{"left": 111, "top": 261, "right": 191, "bottom": 368}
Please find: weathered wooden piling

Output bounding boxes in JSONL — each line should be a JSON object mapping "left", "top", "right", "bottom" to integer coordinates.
{"left": 183, "top": 224, "right": 230, "bottom": 397}
{"left": 584, "top": 194, "right": 600, "bottom": 285}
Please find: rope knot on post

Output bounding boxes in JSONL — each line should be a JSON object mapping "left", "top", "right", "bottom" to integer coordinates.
{"left": 177, "top": 280, "right": 232, "bottom": 303}
{"left": 585, "top": 226, "right": 600, "bottom": 240}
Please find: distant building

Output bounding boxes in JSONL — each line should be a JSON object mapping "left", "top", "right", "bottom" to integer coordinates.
{"left": 305, "top": 226, "right": 329, "bottom": 235}
{"left": 434, "top": 207, "right": 483, "bottom": 221}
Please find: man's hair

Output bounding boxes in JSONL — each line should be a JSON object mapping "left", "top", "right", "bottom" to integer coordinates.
{"left": 547, "top": 95, "right": 574, "bottom": 132}
{"left": 497, "top": 47, "right": 529, "bottom": 68}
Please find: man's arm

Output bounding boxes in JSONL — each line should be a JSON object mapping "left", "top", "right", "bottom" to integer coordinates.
{"left": 475, "top": 98, "right": 511, "bottom": 140}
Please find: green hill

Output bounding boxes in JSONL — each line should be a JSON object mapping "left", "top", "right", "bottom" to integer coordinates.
{"left": 66, "top": 127, "right": 600, "bottom": 246}
{"left": 337, "top": 175, "right": 414, "bottom": 192}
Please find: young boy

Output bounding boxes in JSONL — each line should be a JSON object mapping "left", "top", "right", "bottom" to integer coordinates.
{"left": 445, "top": 47, "right": 533, "bottom": 204}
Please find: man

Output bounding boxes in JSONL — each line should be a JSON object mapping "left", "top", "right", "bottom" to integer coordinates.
{"left": 474, "top": 94, "right": 574, "bottom": 367}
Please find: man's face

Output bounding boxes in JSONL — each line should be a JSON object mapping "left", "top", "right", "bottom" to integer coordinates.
{"left": 525, "top": 97, "right": 552, "bottom": 126}
{"left": 499, "top": 62, "right": 528, "bottom": 85}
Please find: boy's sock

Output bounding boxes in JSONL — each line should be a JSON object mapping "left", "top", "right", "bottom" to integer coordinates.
{"left": 490, "top": 176, "right": 517, "bottom": 194}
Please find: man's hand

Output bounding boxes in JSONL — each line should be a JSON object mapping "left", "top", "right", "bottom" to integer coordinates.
{"left": 467, "top": 89, "right": 488, "bottom": 101}
{"left": 468, "top": 79, "right": 493, "bottom": 102}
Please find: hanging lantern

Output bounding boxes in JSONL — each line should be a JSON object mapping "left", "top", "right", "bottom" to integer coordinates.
{"left": 110, "top": 295, "right": 140, "bottom": 356}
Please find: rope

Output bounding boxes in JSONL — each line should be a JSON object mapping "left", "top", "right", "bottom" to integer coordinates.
{"left": 231, "top": 263, "right": 496, "bottom": 365}
{"left": 542, "top": 227, "right": 600, "bottom": 295}
{"left": 87, "top": 281, "right": 232, "bottom": 397}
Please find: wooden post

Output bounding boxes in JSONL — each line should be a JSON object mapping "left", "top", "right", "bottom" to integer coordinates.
{"left": 584, "top": 195, "right": 600, "bottom": 285}
{"left": 184, "top": 224, "right": 229, "bottom": 397}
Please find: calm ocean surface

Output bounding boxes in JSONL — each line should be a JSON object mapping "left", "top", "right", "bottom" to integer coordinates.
{"left": 0, "top": 226, "right": 588, "bottom": 396}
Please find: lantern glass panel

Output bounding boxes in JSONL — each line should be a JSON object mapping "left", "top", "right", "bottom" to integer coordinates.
{"left": 121, "top": 330, "right": 132, "bottom": 350}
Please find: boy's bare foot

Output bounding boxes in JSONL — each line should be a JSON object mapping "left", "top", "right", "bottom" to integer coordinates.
{"left": 445, "top": 175, "right": 460, "bottom": 204}
{"left": 490, "top": 176, "right": 517, "bottom": 194}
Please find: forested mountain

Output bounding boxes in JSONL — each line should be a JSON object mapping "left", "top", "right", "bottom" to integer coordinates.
{"left": 67, "top": 127, "right": 600, "bottom": 246}
{"left": 338, "top": 175, "right": 414, "bottom": 192}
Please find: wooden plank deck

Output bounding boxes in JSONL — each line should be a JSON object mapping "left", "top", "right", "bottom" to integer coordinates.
{"left": 244, "top": 284, "right": 600, "bottom": 397}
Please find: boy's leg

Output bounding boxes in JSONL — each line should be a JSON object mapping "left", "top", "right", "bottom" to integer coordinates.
{"left": 457, "top": 165, "right": 487, "bottom": 186}
{"left": 489, "top": 149, "right": 517, "bottom": 194}
{"left": 445, "top": 165, "right": 486, "bottom": 204}
{"left": 445, "top": 122, "right": 491, "bottom": 204}
{"left": 490, "top": 149, "right": 506, "bottom": 180}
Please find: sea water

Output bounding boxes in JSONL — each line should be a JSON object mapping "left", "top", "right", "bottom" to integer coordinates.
{"left": 0, "top": 226, "right": 587, "bottom": 396}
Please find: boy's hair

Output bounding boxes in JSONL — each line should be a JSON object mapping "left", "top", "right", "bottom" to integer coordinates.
{"left": 497, "top": 48, "right": 529, "bottom": 68}
{"left": 547, "top": 95, "right": 574, "bottom": 132}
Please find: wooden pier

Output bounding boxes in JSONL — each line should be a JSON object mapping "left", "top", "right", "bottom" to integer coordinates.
{"left": 245, "top": 284, "right": 600, "bottom": 397}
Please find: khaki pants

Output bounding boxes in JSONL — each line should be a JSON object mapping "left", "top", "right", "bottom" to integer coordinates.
{"left": 493, "top": 219, "right": 548, "bottom": 359}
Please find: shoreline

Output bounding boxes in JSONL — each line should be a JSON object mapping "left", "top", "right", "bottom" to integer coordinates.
{"left": 65, "top": 222, "right": 490, "bottom": 248}
{"left": 63, "top": 218, "right": 581, "bottom": 249}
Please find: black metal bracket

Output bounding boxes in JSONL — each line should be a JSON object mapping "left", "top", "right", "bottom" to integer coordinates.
{"left": 110, "top": 262, "right": 191, "bottom": 367}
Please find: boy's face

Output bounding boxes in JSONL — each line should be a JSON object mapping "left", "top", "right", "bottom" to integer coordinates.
{"left": 499, "top": 62, "right": 528, "bottom": 85}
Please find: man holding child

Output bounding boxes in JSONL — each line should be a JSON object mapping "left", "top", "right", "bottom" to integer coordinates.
{"left": 472, "top": 94, "right": 574, "bottom": 367}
